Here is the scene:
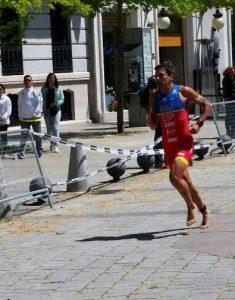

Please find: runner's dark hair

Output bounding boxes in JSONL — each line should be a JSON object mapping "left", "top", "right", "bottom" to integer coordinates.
{"left": 154, "top": 61, "right": 175, "bottom": 76}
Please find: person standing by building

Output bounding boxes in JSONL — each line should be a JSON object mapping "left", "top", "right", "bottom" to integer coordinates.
{"left": 222, "top": 66, "right": 235, "bottom": 138}
{"left": 146, "top": 61, "right": 211, "bottom": 229}
{"left": 138, "top": 75, "right": 166, "bottom": 169}
{"left": 41, "top": 73, "right": 64, "bottom": 153}
{"left": 17, "top": 75, "right": 43, "bottom": 159}
{"left": 0, "top": 84, "right": 12, "bottom": 158}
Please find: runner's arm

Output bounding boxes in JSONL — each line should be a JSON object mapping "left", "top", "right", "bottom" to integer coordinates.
{"left": 180, "top": 86, "right": 212, "bottom": 134}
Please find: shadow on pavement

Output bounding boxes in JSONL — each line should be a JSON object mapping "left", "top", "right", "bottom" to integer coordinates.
{"left": 60, "top": 129, "right": 146, "bottom": 140}
{"left": 76, "top": 227, "right": 192, "bottom": 242}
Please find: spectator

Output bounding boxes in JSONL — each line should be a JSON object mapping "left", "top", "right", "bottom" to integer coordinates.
{"left": 222, "top": 66, "right": 235, "bottom": 138}
{"left": 17, "top": 75, "right": 43, "bottom": 159}
{"left": 138, "top": 76, "right": 166, "bottom": 169}
{"left": 41, "top": 73, "right": 64, "bottom": 153}
{"left": 0, "top": 84, "right": 12, "bottom": 158}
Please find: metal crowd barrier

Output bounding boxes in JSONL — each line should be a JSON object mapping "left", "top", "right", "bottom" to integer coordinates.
{"left": 211, "top": 99, "right": 235, "bottom": 155}
{"left": 1, "top": 103, "right": 235, "bottom": 218}
{"left": 0, "top": 129, "right": 52, "bottom": 216}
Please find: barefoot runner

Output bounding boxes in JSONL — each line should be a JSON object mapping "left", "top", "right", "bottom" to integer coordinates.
{"left": 146, "top": 61, "right": 211, "bottom": 229}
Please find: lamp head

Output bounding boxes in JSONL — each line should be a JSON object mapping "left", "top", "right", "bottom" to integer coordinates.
{"left": 212, "top": 9, "right": 224, "bottom": 30}
{"left": 157, "top": 8, "right": 170, "bottom": 30}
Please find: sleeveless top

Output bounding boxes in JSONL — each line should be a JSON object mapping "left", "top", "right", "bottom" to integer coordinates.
{"left": 154, "top": 84, "right": 193, "bottom": 151}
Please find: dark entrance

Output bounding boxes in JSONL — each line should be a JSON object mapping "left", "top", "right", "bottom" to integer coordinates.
{"left": 50, "top": 6, "right": 73, "bottom": 73}
{"left": 7, "top": 93, "right": 19, "bottom": 126}
{"left": 61, "top": 91, "right": 72, "bottom": 121}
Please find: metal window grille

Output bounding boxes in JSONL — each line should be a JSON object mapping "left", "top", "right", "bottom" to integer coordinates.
{"left": 1, "top": 43, "right": 23, "bottom": 75}
{"left": 52, "top": 42, "right": 72, "bottom": 73}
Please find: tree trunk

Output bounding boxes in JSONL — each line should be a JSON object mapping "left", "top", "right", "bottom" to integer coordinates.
{"left": 116, "top": 0, "right": 125, "bottom": 133}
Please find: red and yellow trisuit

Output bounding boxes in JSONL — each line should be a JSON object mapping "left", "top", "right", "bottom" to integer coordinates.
{"left": 154, "top": 84, "right": 194, "bottom": 168}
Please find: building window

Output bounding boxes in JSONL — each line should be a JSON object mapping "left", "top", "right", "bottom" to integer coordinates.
{"left": 0, "top": 8, "right": 23, "bottom": 75}
{"left": 50, "top": 6, "right": 72, "bottom": 73}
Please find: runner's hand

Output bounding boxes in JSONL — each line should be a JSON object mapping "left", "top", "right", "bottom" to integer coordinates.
{"left": 188, "top": 123, "right": 200, "bottom": 134}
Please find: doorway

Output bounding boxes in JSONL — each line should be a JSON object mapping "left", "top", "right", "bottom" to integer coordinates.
{"left": 159, "top": 46, "right": 185, "bottom": 84}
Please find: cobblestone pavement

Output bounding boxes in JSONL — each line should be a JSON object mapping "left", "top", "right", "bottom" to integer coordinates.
{"left": 1, "top": 120, "right": 235, "bottom": 300}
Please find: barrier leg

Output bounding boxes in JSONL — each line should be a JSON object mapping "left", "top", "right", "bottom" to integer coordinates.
{"left": 0, "top": 200, "right": 11, "bottom": 218}
{"left": 67, "top": 147, "right": 90, "bottom": 192}
{"left": 0, "top": 158, "right": 11, "bottom": 218}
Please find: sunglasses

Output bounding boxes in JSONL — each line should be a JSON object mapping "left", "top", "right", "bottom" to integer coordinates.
{"left": 24, "top": 79, "right": 32, "bottom": 82}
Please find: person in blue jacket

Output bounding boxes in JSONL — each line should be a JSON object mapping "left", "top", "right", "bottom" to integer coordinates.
{"left": 41, "top": 73, "right": 64, "bottom": 153}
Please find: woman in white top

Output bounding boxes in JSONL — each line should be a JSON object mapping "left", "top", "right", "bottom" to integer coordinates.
{"left": 0, "top": 84, "right": 12, "bottom": 158}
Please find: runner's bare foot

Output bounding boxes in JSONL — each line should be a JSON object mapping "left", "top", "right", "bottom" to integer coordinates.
{"left": 186, "top": 207, "right": 197, "bottom": 226}
{"left": 200, "top": 209, "right": 210, "bottom": 229}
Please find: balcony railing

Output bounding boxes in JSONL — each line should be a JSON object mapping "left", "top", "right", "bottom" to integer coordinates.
{"left": 1, "top": 42, "right": 73, "bottom": 75}
{"left": 1, "top": 43, "right": 23, "bottom": 75}
{"left": 52, "top": 42, "right": 73, "bottom": 73}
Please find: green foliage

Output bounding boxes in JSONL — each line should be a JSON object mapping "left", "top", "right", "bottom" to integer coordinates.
{"left": 189, "top": 0, "right": 235, "bottom": 12}
{"left": 107, "top": 99, "right": 118, "bottom": 112}
{"left": 0, "top": 0, "right": 41, "bottom": 15}
{"left": 0, "top": 1, "right": 40, "bottom": 43}
{"left": 1, "top": 0, "right": 235, "bottom": 23}
{"left": 79, "top": 0, "right": 235, "bottom": 17}
{"left": 0, "top": 0, "right": 92, "bottom": 44}
{"left": 47, "top": 0, "right": 92, "bottom": 16}
{"left": 0, "top": 19, "right": 19, "bottom": 43}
